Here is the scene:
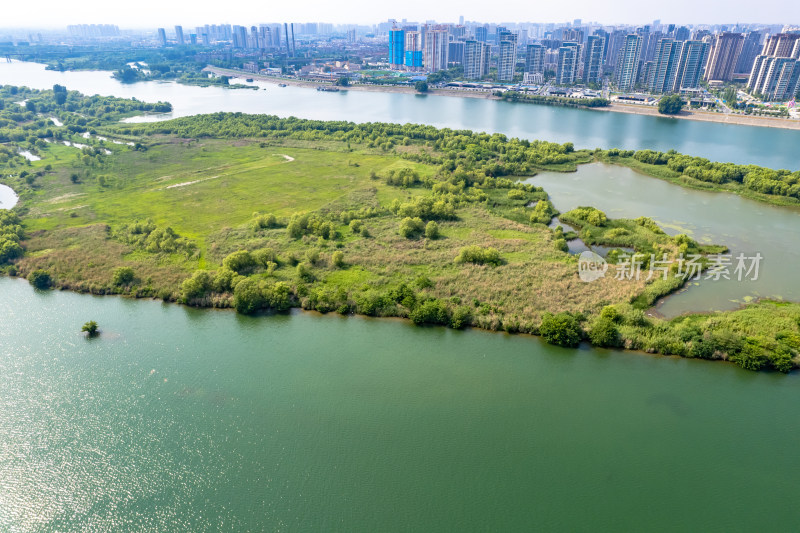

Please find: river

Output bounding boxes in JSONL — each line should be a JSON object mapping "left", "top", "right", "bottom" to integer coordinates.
{"left": 0, "top": 184, "right": 18, "bottom": 209}
{"left": 529, "top": 163, "right": 800, "bottom": 316}
{"left": 1, "top": 277, "right": 799, "bottom": 531}
{"left": 2, "top": 59, "right": 800, "bottom": 531}
{"left": 1, "top": 60, "right": 799, "bottom": 170}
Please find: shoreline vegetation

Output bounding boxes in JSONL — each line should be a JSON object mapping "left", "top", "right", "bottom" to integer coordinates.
{"left": 1, "top": 85, "right": 799, "bottom": 373}
{"left": 497, "top": 91, "right": 611, "bottom": 108}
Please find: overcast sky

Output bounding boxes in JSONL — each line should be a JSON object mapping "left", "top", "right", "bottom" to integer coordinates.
{"left": 2, "top": 0, "right": 796, "bottom": 28}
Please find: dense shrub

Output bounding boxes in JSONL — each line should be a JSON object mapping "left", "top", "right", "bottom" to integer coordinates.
{"left": 112, "top": 266, "right": 135, "bottom": 286}
{"left": 539, "top": 312, "right": 582, "bottom": 347}
{"left": 455, "top": 245, "right": 503, "bottom": 266}
{"left": 529, "top": 199, "right": 556, "bottom": 225}
{"left": 222, "top": 250, "right": 256, "bottom": 273}
{"left": 410, "top": 299, "right": 450, "bottom": 325}
{"left": 399, "top": 217, "right": 425, "bottom": 238}
{"left": 425, "top": 221, "right": 439, "bottom": 239}
{"left": 588, "top": 317, "right": 621, "bottom": 347}
{"left": 28, "top": 269, "right": 52, "bottom": 289}
{"left": 233, "top": 278, "right": 264, "bottom": 314}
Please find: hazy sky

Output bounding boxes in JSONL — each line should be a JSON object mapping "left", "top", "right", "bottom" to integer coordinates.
{"left": 3, "top": 0, "right": 797, "bottom": 28}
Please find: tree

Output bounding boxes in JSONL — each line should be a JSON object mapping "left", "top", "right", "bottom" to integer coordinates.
{"left": 331, "top": 250, "right": 344, "bottom": 268}
{"left": 722, "top": 87, "right": 737, "bottom": 106}
{"left": 399, "top": 217, "right": 425, "bottom": 238}
{"left": 82, "top": 321, "right": 99, "bottom": 336}
{"left": 113, "top": 66, "right": 141, "bottom": 84}
{"left": 222, "top": 250, "right": 255, "bottom": 273}
{"left": 414, "top": 80, "right": 428, "bottom": 93}
{"left": 658, "top": 94, "right": 684, "bottom": 115}
{"left": 233, "top": 278, "right": 264, "bottom": 314}
{"left": 28, "top": 269, "right": 52, "bottom": 290}
{"left": 454, "top": 245, "right": 503, "bottom": 266}
{"left": 539, "top": 312, "right": 582, "bottom": 347}
{"left": 425, "top": 221, "right": 439, "bottom": 239}
{"left": 588, "top": 317, "right": 621, "bottom": 347}
{"left": 112, "top": 266, "right": 135, "bottom": 286}
{"left": 335, "top": 76, "right": 350, "bottom": 86}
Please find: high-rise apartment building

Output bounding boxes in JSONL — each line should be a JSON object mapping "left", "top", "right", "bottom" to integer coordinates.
{"left": 232, "top": 25, "right": 248, "bottom": 48}
{"left": 605, "top": 30, "right": 626, "bottom": 70}
{"left": 389, "top": 28, "right": 405, "bottom": 68}
{"left": 556, "top": 42, "right": 580, "bottom": 85}
{"left": 748, "top": 56, "right": 800, "bottom": 100}
{"left": 648, "top": 38, "right": 682, "bottom": 92}
{"left": 747, "top": 33, "right": 800, "bottom": 100}
{"left": 704, "top": 32, "right": 744, "bottom": 81}
{"left": 614, "top": 34, "right": 642, "bottom": 90}
{"left": 174, "top": 25, "right": 185, "bottom": 46}
{"left": 735, "top": 31, "right": 763, "bottom": 75}
{"left": 497, "top": 31, "right": 518, "bottom": 81}
{"left": 761, "top": 33, "right": 800, "bottom": 58}
{"left": 583, "top": 35, "right": 605, "bottom": 84}
{"left": 463, "top": 40, "right": 491, "bottom": 79}
{"left": 674, "top": 40, "right": 710, "bottom": 90}
{"left": 448, "top": 41, "right": 465, "bottom": 66}
{"left": 674, "top": 26, "right": 691, "bottom": 41}
{"left": 423, "top": 27, "right": 449, "bottom": 72}
{"left": 525, "top": 44, "right": 545, "bottom": 75}
{"left": 157, "top": 28, "right": 167, "bottom": 47}
{"left": 404, "top": 31, "right": 423, "bottom": 71}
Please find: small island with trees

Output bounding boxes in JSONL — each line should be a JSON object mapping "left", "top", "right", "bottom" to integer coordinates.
{"left": 0, "top": 85, "right": 799, "bottom": 373}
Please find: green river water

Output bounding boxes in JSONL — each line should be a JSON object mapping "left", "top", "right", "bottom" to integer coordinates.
{"left": 1, "top": 277, "right": 799, "bottom": 531}
{"left": 2, "top": 60, "right": 800, "bottom": 532}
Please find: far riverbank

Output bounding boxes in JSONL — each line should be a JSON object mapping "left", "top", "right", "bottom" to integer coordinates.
{"left": 205, "top": 66, "right": 800, "bottom": 132}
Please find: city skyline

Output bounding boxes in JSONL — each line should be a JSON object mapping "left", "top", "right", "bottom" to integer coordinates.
{"left": 1, "top": 0, "right": 799, "bottom": 29}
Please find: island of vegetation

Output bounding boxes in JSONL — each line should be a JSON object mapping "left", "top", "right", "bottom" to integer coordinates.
{"left": 1, "top": 83, "right": 799, "bottom": 373}
{"left": 497, "top": 91, "right": 610, "bottom": 109}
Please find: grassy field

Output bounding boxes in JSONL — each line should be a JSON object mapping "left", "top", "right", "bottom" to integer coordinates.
{"left": 13, "top": 136, "right": 649, "bottom": 323}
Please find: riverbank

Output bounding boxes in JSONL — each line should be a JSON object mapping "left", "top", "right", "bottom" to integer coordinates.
{"left": 205, "top": 66, "right": 800, "bottom": 131}
{"left": 203, "top": 66, "right": 498, "bottom": 100}
{"left": 602, "top": 101, "right": 800, "bottom": 130}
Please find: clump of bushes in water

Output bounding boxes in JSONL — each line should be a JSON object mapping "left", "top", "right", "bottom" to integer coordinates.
{"left": 561, "top": 206, "right": 608, "bottom": 227}
{"left": 82, "top": 320, "right": 99, "bottom": 336}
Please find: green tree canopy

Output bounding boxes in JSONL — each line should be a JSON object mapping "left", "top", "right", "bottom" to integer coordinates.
{"left": 658, "top": 94, "right": 684, "bottom": 115}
